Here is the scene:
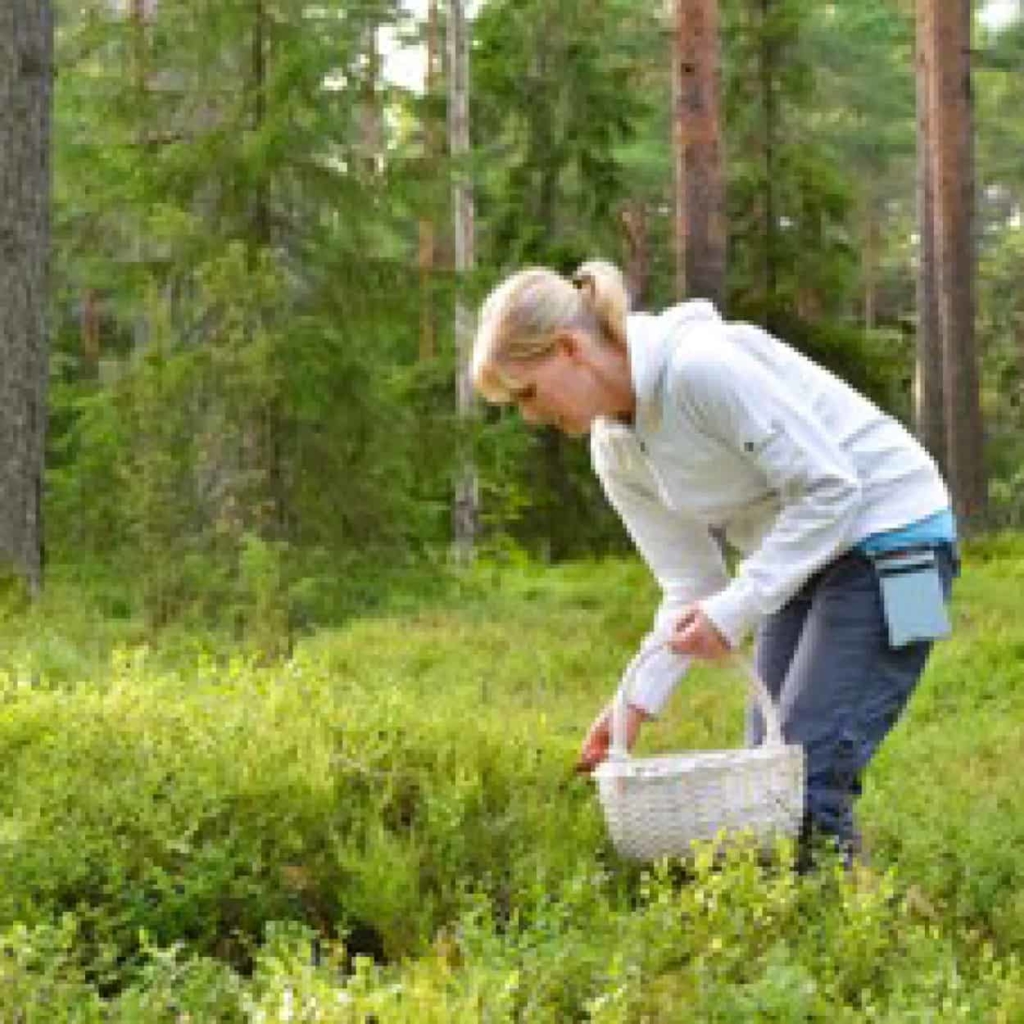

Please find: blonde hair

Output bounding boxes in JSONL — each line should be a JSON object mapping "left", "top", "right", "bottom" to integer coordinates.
{"left": 471, "top": 260, "right": 629, "bottom": 403}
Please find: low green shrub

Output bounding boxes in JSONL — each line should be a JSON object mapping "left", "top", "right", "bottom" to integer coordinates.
{"left": 233, "top": 849, "right": 1024, "bottom": 1022}
{"left": 0, "top": 540, "right": 1021, "bottom": 1015}
{"left": 0, "top": 639, "right": 605, "bottom": 985}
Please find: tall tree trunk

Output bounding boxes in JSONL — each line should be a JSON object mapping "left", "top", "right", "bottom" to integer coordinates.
{"left": 914, "top": 0, "right": 945, "bottom": 471}
{"left": 0, "top": 0, "right": 53, "bottom": 594}
{"left": 130, "top": 0, "right": 151, "bottom": 353}
{"left": 251, "top": 0, "right": 270, "bottom": 256}
{"left": 418, "top": 0, "right": 441, "bottom": 361}
{"left": 448, "top": 0, "right": 478, "bottom": 562}
{"left": 862, "top": 195, "right": 880, "bottom": 332}
{"left": 249, "top": 0, "right": 287, "bottom": 540}
{"left": 671, "top": 22, "right": 685, "bottom": 301}
{"left": 620, "top": 199, "right": 650, "bottom": 308}
{"left": 358, "top": 15, "right": 384, "bottom": 179}
{"left": 673, "top": 0, "right": 726, "bottom": 309}
{"left": 760, "top": 0, "right": 777, "bottom": 317}
{"left": 926, "top": 0, "right": 986, "bottom": 519}
{"left": 81, "top": 288, "right": 101, "bottom": 373}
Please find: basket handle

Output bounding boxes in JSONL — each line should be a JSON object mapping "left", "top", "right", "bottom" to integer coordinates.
{"left": 609, "top": 641, "right": 784, "bottom": 760}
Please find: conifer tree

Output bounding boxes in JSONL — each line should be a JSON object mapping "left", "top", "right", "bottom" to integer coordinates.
{"left": 449, "top": 0, "right": 478, "bottom": 562}
{"left": 0, "top": 0, "right": 53, "bottom": 594}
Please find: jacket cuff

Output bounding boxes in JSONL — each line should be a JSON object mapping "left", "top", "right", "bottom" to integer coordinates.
{"left": 700, "top": 581, "right": 759, "bottom": 649}
{"left": 624, "top": 646, "right": 691, "bottom": 717}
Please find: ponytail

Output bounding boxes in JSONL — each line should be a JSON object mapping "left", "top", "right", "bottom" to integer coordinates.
{"left": 571, "top": 260, "right": 629, "bottom": 351}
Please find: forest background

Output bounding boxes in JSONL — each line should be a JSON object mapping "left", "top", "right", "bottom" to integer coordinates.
{"left": 1, "top": 0, "right": 1015, "bottom": 648}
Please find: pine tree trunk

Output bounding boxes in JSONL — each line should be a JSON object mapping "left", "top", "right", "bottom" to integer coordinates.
{"left": 250, "top": 0, "right": 286, "bottom": 538}
{"left": 760, "top": 0, "right": 777, "bottom": 315}
{"left": 671, "top": 21, "right": 685, "bottom": 301}
{"left": 81, "top": 288, "right": 101, "bottom": 373}
{"left": 418, "top": 0, "right": 440, "bottom": 361}
{"left": 673, "top": 0, "right": 726, "bottom": 309}
{"left": 252, "top": 0, "right": 270, "bottom": 253}
{"left": 862, "top": 197, "right": 879, "bottom": 332}
{"left": 448, "top": 0, "right": 478, "bottom": 562}
{"left": 0, "top": 0, "right": 52, "bottom": 594}
{"left": 928, "top": 0, "right": 986, "bottom": 520}
{"left": 620, "top": 199, "right": 650, "bottom": 308}
{"left": 914, "top": 0, "right": 946, "bottom": 472}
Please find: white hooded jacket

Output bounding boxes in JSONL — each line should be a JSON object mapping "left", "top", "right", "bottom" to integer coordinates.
{"left": 591, "top": 301, "right": 951, "bottom": 715}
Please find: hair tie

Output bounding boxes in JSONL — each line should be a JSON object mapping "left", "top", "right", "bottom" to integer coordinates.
{"left": 571, "top": 270, "right": 594, "bottom": 296}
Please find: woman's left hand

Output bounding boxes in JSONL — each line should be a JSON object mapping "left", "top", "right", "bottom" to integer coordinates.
{"left": 668, "top": 604, "right": 732, "bottom": 661}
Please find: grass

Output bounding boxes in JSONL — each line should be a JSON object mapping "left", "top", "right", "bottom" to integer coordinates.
{"left": 0, "top": 538, "right": 1021, "bottom": 1018}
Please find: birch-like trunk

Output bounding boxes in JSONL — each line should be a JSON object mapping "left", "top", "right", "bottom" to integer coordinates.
{"left": 0, "top": 0, "right": 53, "bottom": 595}
{"left": 448, "top": 0, "right": 478, "bottom": 561}
{"left": 914, "top": 0, "right": 945, "bottom": 471}
{"left": 418, "top": 0, "right": 441, "bottom": 361}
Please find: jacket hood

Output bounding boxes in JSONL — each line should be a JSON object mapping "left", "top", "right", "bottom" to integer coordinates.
{"left": 657, "top": 299, "right": 722, "bottom": 338}
{"left": 626, "top": 300, "right": 724, "bottom": 438}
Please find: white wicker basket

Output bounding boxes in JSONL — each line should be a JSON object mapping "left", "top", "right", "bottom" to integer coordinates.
{"left": 593, "top": 645, "right": 805, "bottom": 861}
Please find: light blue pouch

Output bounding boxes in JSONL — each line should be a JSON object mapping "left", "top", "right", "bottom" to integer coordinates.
{"left": 870, "top": 548, "right": 951, "bottom": 648}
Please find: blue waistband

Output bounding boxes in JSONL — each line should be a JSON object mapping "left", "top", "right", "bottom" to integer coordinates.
{"left": 855, "top": 509, "right": 957, "bottom": 556}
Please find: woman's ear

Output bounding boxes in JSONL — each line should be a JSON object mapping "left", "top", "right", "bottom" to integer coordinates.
{"left": 554, "top": 330, "right": 584, "bottom": 362}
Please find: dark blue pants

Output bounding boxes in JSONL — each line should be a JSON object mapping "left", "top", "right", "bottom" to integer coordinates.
{"left": 748, "top": 544, "right": 956, "bottom": 850}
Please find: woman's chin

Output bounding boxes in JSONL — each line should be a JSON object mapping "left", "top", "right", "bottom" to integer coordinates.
{"left": 562, "top": 417, "right": 591, "bottom": 438}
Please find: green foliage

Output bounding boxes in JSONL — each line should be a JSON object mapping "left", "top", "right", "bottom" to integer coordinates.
{"left": 51, "top": 0, "right": 1013, "bottom": 589}
{"left": 976, "top": 217, "right": 1024, "bottom": 527}
{"left": 729, "top": 305, "right": 914, "bottom": 420}
{"left": 472, "top": 0, "right": 651, "bottom": 267}
{"left": 0, "top": 544, "right": 1023, "bottom": 1014}
{"left": 0, "top": 626, "right": 606, "bottom": 980}
{"left": 50, "top": 0, "right": 453, "bottom": 630}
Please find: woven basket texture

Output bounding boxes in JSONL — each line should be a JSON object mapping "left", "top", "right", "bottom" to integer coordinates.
{"left": 593, "top": 646, "right": 805, "bottom": 860}
{"left": 594, "top": 743, "right": 804, "bottom": 860}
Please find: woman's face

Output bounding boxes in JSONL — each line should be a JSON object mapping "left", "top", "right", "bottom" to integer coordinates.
{"left": 506, "top": 335, "right": 605, "bottom": 437}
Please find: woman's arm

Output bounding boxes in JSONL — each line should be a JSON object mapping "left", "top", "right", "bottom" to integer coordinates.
{"left": 668, "top": 341, "right": 862, "bottom": 648}
{"left": 592, "top": 425, "right": 730, "bottom": 714}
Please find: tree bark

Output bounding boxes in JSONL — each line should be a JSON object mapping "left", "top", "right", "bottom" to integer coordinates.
{"left": 914, "top": 0, "right": 945, "bottom": 472}
{"left": 620, "top": 199, "right": 650, "bottom": 308}
{"left": 0, "top": 0, "right": 53, "bottom": 594}
{"left": 760, "top": 0, "right": 777, "bottom": 315}
{"left": 358, "top": 14, "right": 384, "bottom": 179}
{"left": 862, "top": 197, "right": 879, "bottom": 332}
{"left": 418, "top": 0, "right": 441, "bottom": 361}
{"left": 671, "top": 19, "right": 685, "bottom": 301}
{"left": 250, "top": 0, "right": 286, "bottom": 538}
{"left": 673, "top": 0, "right": 727, "bottom": 309}
{"left": 81, "top": 288, "right": 101, "bottom": 373}
{"left": 925, "top": 0, "right": 986, "bottom": 519}
{"left": 251, "top": 0, "right": 271, "bottom": 254}
{"left": 448, "top": 0, "right": 478, "bottom": 561}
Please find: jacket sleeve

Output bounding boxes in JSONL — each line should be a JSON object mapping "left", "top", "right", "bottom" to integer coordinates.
{"left": 592, "top": 425, "right": 729, "bottom": 715}
{"left": 668, "top": 341, "right": 863, "bottom": 647}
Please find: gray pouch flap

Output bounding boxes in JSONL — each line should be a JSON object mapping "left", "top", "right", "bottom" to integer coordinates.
{"left": 872, "top": 548, "right": 951, "bottom": 648}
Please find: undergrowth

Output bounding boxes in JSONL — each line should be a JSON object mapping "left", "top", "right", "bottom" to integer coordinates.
{"left": 0, "top": 538, "right": 1021, "bottom": 1018}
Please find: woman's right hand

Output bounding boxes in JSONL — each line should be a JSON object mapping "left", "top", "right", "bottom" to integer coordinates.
{"left": 576, "top": 701, "right": 649, "bottom": 774}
